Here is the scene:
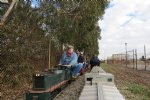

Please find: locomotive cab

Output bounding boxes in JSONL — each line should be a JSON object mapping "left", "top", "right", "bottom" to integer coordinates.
{"left": 26, "top": 65, "right": 72, "bottom": 100}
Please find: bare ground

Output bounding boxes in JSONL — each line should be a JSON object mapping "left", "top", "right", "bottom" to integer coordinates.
{"left": 104, "top": 64, "right": 150, "bottom": 100}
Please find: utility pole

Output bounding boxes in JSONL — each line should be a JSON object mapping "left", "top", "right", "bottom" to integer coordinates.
{"left": 144, "top": 45, "right": 147, "bottom": 71}
{"left": 125, "top": 43, "right": 127, "bottom": 67}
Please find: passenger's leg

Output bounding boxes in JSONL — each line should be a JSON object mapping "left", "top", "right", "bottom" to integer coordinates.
{"left": 79, "top": 63, "right": 84, "bottom": 75}
{"left": 71, "top": 67, "right": 75, "bottom": 76}
{"left": 71, "top": 64, "right": 81, "bottom": 77}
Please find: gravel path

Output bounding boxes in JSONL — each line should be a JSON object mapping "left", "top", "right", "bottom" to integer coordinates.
{"left": 54, "top": 75, "right": 85, "bottom": 100}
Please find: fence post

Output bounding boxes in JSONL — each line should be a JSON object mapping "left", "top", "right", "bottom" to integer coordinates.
{"left": 121, "top": 53, "right": 123, "bottom": 66}
{"left": 144, "top": 45, "right": 147, "bottom": 71}
{"left": 48, "top": 36, "right": 51, "bottom": 70}
{"left": 135, "top": 49, "right": 138, "bottom": 70}
{"left": 133, "top": 49, "right": 135, "bottom": 69}
{"left": 125, "top": 43, "right": 128, "bottom": 67}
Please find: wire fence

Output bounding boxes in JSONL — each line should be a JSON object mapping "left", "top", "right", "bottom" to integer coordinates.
{"left": 107, "top": 45, "right": 150, "bottom": 71}
{"left": 1, "top": 34, "right": 63, "bottom": 100}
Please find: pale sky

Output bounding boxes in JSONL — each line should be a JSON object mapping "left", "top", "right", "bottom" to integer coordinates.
{"left": 98, "top": 0, "right": 150, "bottom": 59}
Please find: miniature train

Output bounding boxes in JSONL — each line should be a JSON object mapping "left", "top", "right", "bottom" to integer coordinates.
{"left": 79, "top": 66, "right": 125, "bottom": 100}
{"left": 26, "top": 65, "right": 72, "bottom": 100}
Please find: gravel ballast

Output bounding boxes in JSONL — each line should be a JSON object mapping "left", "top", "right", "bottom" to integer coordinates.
{"left": 54, "top": 75, "right": 85, "bottom": 100}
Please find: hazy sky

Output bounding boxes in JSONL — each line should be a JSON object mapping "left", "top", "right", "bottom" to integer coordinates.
{"left": 98, "top": 0, "right": 150, "bottom": 59}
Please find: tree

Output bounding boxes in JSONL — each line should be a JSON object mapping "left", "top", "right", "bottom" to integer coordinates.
{"left": 0, "top": 0, "right": 19, "bottom": 26}
{"left": 1, "top": 1, "right": 109, "bottom": 99}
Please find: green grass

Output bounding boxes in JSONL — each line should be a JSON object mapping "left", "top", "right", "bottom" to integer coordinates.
{"left": 101, "top": 63, "right": 111, "bottom": 72}
{"left": 101, "top": 63, "right": 150, "bottom": 100}
{"left": 128, "top": 83, "right": 150, "bottom": 100}
{"left": 129, "top": 84, "right": 147, "bottom": 94}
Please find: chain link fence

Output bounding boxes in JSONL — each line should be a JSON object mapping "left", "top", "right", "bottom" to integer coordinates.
{"left": 107, "top": 46, "right": 150, "bottom": 71}
{"left": 1, "top": 34, "right": 63, "bottom": 100}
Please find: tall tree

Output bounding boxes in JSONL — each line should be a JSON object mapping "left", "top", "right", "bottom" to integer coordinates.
{"left": 0, "top": 0, "right": 19, "bottom": 26}
{"left": 1, "top": 1, "right": 109, "bottom": 99}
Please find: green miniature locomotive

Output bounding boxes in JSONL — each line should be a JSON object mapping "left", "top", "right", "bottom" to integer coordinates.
{"left": 26, "top": 66, "right": 72, "bottom": 100}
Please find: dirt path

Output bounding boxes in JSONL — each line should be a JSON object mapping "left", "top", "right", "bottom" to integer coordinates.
{"left": 111, "top": 66, "right": 150, "bottom": 87}
{"left": 102, "top": 64, "right": 150, "bottom": 100}
{"left": 111, "top": 65, "right": 150, "bottom": 88}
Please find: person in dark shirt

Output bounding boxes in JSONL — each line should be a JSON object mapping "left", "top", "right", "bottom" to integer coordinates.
{"left": 90, "top": 55, "right": 100, "bottom": 69}
{"left": 77, "top": 52, "right": 86, "bottom": 75}
{"left": 78, "top": 52, "right": 85, "bottom": 63}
